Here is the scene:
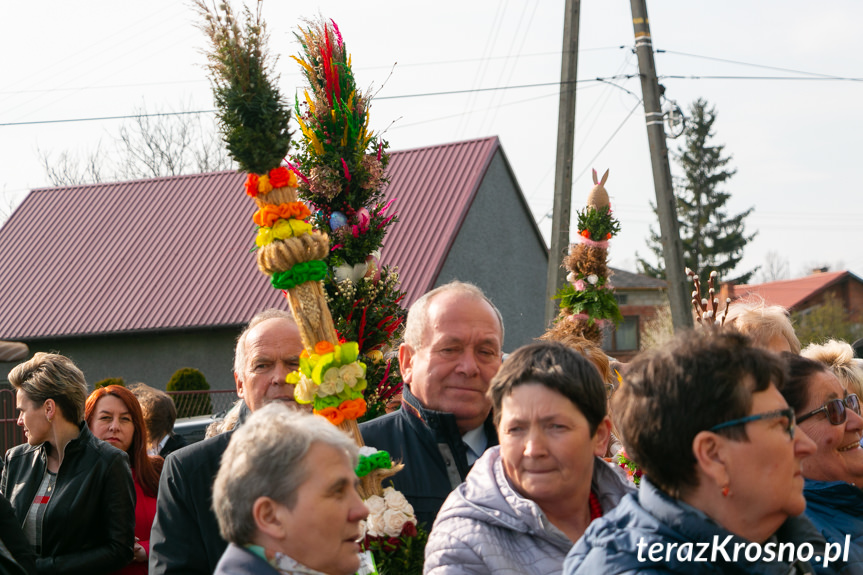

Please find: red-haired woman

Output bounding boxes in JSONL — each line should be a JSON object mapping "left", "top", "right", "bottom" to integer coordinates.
{"left": 86, "top": 386, "right": 163, "bottom": 575}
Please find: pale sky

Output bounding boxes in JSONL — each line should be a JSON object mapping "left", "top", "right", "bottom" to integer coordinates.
{"left": 2, "top": 1, "right": 861, "bottom": 282}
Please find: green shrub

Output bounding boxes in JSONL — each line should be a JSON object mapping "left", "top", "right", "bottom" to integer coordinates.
{"left": 94, "top": 377, "right": 125, "bottom": 389}
{"left": 166, "top": 368, "right": 212, "bottom": 418}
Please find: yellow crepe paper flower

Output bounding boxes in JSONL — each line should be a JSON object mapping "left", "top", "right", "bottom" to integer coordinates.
{"left": 254, "top": 219, "right": 314, "bottom": 247}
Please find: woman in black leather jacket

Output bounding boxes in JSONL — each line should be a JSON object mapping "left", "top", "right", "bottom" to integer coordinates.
{"left": 1, "top": 353, "right": 135, "bottom": 575}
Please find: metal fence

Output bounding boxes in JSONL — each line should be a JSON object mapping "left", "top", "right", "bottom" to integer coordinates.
{"left": 1, "top": 389, "right": 239, "bottom": 455}
{"left": 0, "top": 389, "right": 24, "bottom": 456}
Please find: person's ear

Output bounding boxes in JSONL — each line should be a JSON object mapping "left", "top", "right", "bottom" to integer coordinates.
{"left": 235, "top": 371, "right": 245, "bottom": 399}
{"left": 43, "top": 399, "right": 56, "bottom": 422}
{"left": 252, "top": 496, "right": 288, "bottom": 540}
{"left": 592, "top": 416, "right": 612, "bottom": 457}
{"left": 398, "top": 343, "right": 415, "bottom": 385}
{"left": 691, "top": 430, "right": 729, "bottom": 488}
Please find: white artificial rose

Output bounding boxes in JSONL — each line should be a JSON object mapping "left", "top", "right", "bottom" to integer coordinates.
{"left": 382, "top": 509, "right": 410, "bottom": 537}
{"left": 317, "top": 368, "right": 344, "bottom": 397}
{"left": 401, "top": 501, "right": 415, "bottom": 518}
{"left": 587, "top": 274, "right": 599, "bottom": 285}
{"left": 339, "top": 362, "right": 365, "bottom": 388}
{"left": 357, "top": 519, "right": 367, "bottom": 540}
{"left": 383, "top": 488, "right": 412, "bottom": 515}
{"left": 364, "top": 495, "right": 386, "bottom": 516}
{"left": 294, "top": 374, "right": 317, "bottom": 404}
{"left": 367, "top": 513, "right": 386, "bottom": 538}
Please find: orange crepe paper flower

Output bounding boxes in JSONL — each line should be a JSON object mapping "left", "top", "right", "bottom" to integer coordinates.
{"left": 338, "top": 397, "right": 367, "bottom": 420}
{"left": 253, "top": 203, "right": 313, "bottom": 228}
{"left": 315, "top": 341, "right": 335, "bottom": 355}
{"left": 316, "top": 406, "right": 345, "bottom": 426}
{"left": 245, "top": 174, "right": 260, "bottom": 197}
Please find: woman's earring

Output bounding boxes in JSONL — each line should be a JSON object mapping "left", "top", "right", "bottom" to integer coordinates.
{"left": 721, "top": 485, "right": 730, "bottom": 498}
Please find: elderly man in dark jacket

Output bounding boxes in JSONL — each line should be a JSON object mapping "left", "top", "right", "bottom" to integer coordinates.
{"left": 360, "top": 281, "right": 504, "bottom": 528}
{"left": 149, "top": 309, "right": 305, "bottom": 575}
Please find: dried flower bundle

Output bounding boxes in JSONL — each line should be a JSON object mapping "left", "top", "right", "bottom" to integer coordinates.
{"left": 291, "top": 18, "right": 406, "bottom": 421}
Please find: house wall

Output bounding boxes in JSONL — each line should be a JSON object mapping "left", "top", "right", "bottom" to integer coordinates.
{"left": 795, "top": 279, "right": 863, "bottom": 323}
{"left": 0, "top": 328, "right": 242, "bottom": 392}
{"left": 843, "top": 280, "right": 863, "bottom": 322}
{"left": 618, "top": 289, "right": 667, "bottom": 307}
{"left": 434, "top": 150, "right": 549, "bottom": 352}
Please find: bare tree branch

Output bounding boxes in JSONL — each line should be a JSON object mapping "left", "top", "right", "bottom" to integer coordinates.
{"left": 40, "top": 102, "right": 234, "bottom": 186}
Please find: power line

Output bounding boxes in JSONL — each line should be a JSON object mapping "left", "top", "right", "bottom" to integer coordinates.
{"left": 1, "top": 76, "right": 636, "bottom": 127}
{"left": 0, "top": 47, "right": 631, "bottom": 97}
{"left": 661, "top": 74, "right": 863, "bottom": 82}
{"left": 0, "top": 110, "right": 216, "bottom": 127}
{"left": 656, "top": 49, "right": 859, "bottom": 80}
{"left": 539, "top": 99, "right": 643, "bottom": 223}
{"left": 3, "top": 69, "right": 859, "bottom": 128}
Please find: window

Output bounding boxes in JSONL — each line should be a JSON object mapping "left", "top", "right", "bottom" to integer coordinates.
{"left": 602, "top": 316, "right": 639, "bottom": 352}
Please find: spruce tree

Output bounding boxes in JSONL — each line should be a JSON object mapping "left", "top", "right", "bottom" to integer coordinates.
{"left": 637, "top": 99, "right": 757, "bottom": 283}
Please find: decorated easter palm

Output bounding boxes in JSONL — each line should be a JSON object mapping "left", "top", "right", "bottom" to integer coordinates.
{"left": 549, "top": 169, "right": 623, "bottom": 345}
{"left": 194, "top": 5, "right": 424, "bottom": 572}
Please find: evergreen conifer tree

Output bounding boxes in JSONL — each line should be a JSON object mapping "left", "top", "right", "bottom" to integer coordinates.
{"left": 638, "top": 99, "right": 757, "bottom": 283}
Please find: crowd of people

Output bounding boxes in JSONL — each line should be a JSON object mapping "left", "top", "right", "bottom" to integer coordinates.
{"left": 1, "top": 280, "right": 863, "bottom": 574}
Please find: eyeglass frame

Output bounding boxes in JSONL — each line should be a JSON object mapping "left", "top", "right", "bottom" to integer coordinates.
{"left": 708, "top": 407, "right": 796, "bottom": 439}
{"left": 796, "top": 393, "right": 860, "bottom": 425}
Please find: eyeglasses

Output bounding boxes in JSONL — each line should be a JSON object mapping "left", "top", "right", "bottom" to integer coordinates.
{"left": 709, "top": 408, "right": 796, "bottom": 439}
{"left": 797, "top": 394, "right": 860, "bottom": 425}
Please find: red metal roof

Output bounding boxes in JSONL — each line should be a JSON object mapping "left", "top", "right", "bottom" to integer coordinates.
{"left": 0, "top": 136, "right": 501, "bottom": 340}
{"left": 732, "top": 271, "right": 851, "bottom": 310}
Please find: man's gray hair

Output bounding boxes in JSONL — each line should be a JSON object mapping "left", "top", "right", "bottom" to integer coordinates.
{"left": 212, "top": 403, "right": 358, "bottom": 546}
{"left": 233, "top": 308, "right": 296, "bottom": 375}
{"left": 403, "top": 281, "right": 504, "bottom": 351}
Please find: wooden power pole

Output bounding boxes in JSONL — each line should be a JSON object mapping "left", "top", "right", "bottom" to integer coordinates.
{"left": 630, "top": 0, "right": 693, "bottom": 330}
{"left": 545, "top": 0, "right": 581, "bottom": 325}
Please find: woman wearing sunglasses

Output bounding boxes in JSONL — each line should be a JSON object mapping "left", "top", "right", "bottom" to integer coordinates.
{"left": 782, "top": 353, "right": 863, "bottom": 575}
{"left": 564, "top": 330, "right": 821, "bottom": 574}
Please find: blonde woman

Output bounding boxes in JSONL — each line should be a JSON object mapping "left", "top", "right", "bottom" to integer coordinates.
{"left": 2, "top": 353, "right": 135, "bottom": 574}
{"left": 802, "top": 339, "right": 863, "bottom": 398}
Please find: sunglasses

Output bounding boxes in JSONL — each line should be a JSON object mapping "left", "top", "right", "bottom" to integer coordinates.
{"left": 709, "top": 407, "right": 796, "bottom": 439}
{"left": 797, "top": 394, "right": 860, "bottom": 425}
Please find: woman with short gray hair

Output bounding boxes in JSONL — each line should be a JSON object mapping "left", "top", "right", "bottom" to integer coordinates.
{"left": 212, "top": 403, "right": 368, "bottom": 575}
{"left": 425, "top": 340, "right": 633, "bottom": 575}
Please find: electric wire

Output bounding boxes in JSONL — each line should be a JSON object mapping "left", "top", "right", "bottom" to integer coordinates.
{"left": 656, "top": 49, "right": 860, "bottom": 80}
{"left": 538, "top": 98, "right": 643, "bottom": 223}
{"left": 480, "top": 0, "right": 540, "bottom": 135}
{"left": 0, "top": 77, "right": 635, "bottom": 127}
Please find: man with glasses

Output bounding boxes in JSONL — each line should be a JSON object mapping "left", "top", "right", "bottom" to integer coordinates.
{"left": 782, "top": 353, "right": 863, "bottom": 575}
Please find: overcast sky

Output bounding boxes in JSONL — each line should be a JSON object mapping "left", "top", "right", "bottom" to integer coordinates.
{"left": 3, "top": 1, "right": 861, "bottom": 282}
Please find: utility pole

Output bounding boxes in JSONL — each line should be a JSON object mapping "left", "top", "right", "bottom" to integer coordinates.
{"left": 630, "top": 0, "right": 693, "bottom": 330}
{"left": 545, "top": 0, "right": 581, "bottom": 326}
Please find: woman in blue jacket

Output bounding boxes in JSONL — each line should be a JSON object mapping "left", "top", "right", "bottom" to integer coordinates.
{"left": 782, "top": 353, "right": 863, "bottom": 575}
{"left": 565, "top": 331, "right": 822, "bottom": 575}
{"left": 1, "top": 353, "right": 135, "bottom": 575}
